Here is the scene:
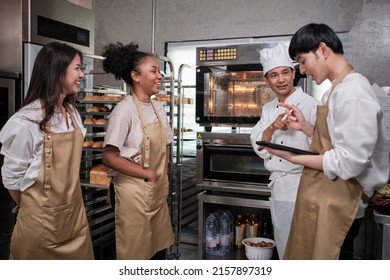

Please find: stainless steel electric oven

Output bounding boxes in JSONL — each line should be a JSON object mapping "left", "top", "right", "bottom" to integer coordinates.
{"left": 196, "top": 131, "right": 271, "bottom": 196}
{"left": 195, "top": 43, "right": 277, "bottom": 129}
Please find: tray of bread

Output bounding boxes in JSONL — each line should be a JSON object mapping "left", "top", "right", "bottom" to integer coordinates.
{"left": 83, "top": 140, "right": 104, "bottom": 149}
{"left": 84, "top": 118, "right": 108, "bottom": 126}
{"left": 80, "top": 87, "right": 126, "bottom": 95}
{"left": 78, "top": 95, "right": 125, "bottom": 103}
{"left": 152, "top": 94, "right": 193, "bottom": 105}
{"left": 80, "top": 106, "right": 112, "bottom": 116}
{"left": 85, "top": 105, "right": 111, "bottom": 112}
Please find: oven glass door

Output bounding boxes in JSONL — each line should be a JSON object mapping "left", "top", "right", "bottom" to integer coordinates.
{"left": 203, "top": 145, "right": 270, "bottom": 184}
{"left": 196, "top": 66, "right": 275, "bottom": 126}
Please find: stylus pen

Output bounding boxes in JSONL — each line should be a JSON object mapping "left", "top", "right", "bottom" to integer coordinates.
{"left": 282, "top": 102, "right": 300, "bottom": 122}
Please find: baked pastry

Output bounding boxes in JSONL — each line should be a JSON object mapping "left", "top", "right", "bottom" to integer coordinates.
{"left": 87, "top": 106, "right": 100, "bottom": 112}
{"left": 154, "top": 95, "right": 170, "bottom": 102}
{"left": 95, "top": 119, "right": 107, "bottom": 125}
{"left": 84, "top": 118, "right": 96, "bottom": 124}
{"left": 98, "top": 106, "right": 110, "bottom": 112}
{"left": 89, "top": 164, "right": 110, "bottom": 187}
{"left": 92, "top": 141, "right": 104, "bottom": 148}
{"left": 83, "top": 95, "right": 101, "bottom": 101}
{"left": 83, "top": 140, "right": 94, "bottom": 148}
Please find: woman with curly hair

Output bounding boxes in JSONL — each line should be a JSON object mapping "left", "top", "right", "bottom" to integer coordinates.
{"left": 102, "top": 42, "right": 174, "bottom": 260}
{"left": 0, "top": 42, "right": 94, "bottom": 259}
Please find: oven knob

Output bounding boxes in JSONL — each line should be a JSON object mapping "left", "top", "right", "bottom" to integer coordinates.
{"left": 196, "top": 143, "right": 202, "bottom": 149}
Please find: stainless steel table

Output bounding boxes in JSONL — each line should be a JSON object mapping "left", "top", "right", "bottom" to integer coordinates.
{"left": 373, "top": 209, "right": 390, "bottom": 260}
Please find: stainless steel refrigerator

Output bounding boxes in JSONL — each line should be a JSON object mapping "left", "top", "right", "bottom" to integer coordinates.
{"left": 0, "top": 0, "right": 94, "bottom": 259}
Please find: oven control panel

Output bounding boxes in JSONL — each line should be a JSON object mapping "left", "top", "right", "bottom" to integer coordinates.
{"left": 198, "top": 47, "right": 237, "bottom": 63}
{"left": 196, "top": 43, "right": 277, "bottom": 66}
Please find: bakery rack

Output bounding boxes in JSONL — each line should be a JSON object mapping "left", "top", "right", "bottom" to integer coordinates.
{"left": 77, "top": 53, "right": 127, "bottom": 259}
{"left": 154, "top": 57, "right": 197, "bottom": 259}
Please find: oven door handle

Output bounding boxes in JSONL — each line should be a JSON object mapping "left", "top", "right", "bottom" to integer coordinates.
{"left": 205, "top": 146, "right": 253, "bottom": 154}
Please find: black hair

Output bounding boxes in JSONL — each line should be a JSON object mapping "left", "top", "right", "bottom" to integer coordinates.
{"left": 289, "top": 23, "right": 344, "bottom": 60}
{"left": 102, "top": 42, "right": 153, "bottom": 87}
{"left": 23, "top": 41, "right": 83, "bottom": 132}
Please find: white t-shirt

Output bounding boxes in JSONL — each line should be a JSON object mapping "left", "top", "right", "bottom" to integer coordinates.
{"left": 103, "top": 95, "right": 174, "bottom": 163}
{"left": 0, "top": 100, "right": 86, "bottom": 191}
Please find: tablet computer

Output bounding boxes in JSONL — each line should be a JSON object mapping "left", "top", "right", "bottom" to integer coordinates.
{"left": 256, "top": 141, "right": 319, "bottom": 155}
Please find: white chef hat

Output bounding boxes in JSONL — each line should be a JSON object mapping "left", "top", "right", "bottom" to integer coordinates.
{"left": 260, "top": 43, "right": 294, "bottom": 75}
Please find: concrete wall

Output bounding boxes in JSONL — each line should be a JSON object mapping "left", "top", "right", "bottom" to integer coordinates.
{"left": 93, "top": 0, "right": 390, "bottom": 86}
{"left": 350, "top": 0, "right": 390, "bottom": 85}
{"left": 67, "top": 0, "right": 92, "bottom": 10}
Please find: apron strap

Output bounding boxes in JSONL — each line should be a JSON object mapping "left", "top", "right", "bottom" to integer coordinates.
{"left": 42, "top": 104, "right": 53, "bottom": 190}
{"left": 325, "top": 64, "right": 354, "bottom": 104}
{"left": 42, "top": 105, "right": 80, "bottom": 189}
{"left": 132, "top": 93, "right": 163, "bottom": 169}
{"left": 43, "top": 133, "right": 53, "bottom": 189}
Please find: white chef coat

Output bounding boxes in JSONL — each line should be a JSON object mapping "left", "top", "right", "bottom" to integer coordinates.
{"left": 322, "top": 73, "right": 389, "bottom": 200}
{"left": 103, "top": 95, "right": 173, "bottom": 163}
{"left": 251, "top": 87, "right": 320, "bottom": 171}
{"left": 0, "top": 100, "right": 86, "bottom": 191}
{"left": 250, "top": 87, "right": 320, "bottom": 258}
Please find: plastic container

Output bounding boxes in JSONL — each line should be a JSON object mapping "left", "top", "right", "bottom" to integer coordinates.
{"left": 226, "top": 210, "right": 234, "bottom": 249}
{"left": 219, "top": 211, "right": 232, "bottom": 255}
{"left": 242, "top": 237, "right": 275, "bottom": 260}
{"left": 205, "top": 213, "right": 220, "bottom": 255}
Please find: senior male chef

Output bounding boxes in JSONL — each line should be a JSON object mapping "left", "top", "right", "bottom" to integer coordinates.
{"left": 250, "top": 43, "right": 320, "bottom": 259}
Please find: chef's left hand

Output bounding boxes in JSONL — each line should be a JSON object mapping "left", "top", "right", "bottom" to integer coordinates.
{"left": 265, "top": 147, "right": 295, "bottom": 162}
{"left": 266, "top": 147, "right": 322, "bottom": 170}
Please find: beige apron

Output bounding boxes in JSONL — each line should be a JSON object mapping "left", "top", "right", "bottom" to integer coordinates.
{"left": 283, "top": 65, "right": 363, "bottom": 260}
{"left": 113, "top": 94, "right": 174, "bottom": 260}
{"left": 9, "top": 107, "right": 94, "bottom": 259}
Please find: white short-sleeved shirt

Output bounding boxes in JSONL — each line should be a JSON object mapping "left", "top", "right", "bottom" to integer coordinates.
{"left": 0, "top": 100, "right": 86, "bottom": 191}
{"left": 103, "top": 95, "right": 174, "bottom": 163}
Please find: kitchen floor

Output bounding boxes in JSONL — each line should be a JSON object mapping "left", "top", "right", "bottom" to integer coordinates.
{"left": 178, "top": 243, "right": 199, "bottom": 260}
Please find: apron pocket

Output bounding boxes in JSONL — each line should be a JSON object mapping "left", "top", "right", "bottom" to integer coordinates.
{"left": 41, "top": 197, "right": 84, "bottom": 246}
{"left": 144, "top": 175, "right": 169, "bottom": 212}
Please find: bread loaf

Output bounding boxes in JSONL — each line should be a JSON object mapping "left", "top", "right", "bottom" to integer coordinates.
{"left": 83, "top": 95, "right": 101, "bottom": 101}
{"left": 92, "top": 141, "right": 104, "bottom": 148}
{"left": 89, "top": 165, "right": 110, "bottom": 187}
{"left": 154, "top": 95, "right": 170, "bottom": 102}
{"left": 83, "top": 140, "right": 94, "bottom": 148}
{"left": 98, "top": 106, "right": 110, "bottom": 112}
{"left": 87, "top": 106, "right": 100, "bottom": 112}
{"left": 95, "top": 119, "right": 107, "bottom": 125}
{"left": 84, "top": 118, "right": 96, "bottom": 124}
